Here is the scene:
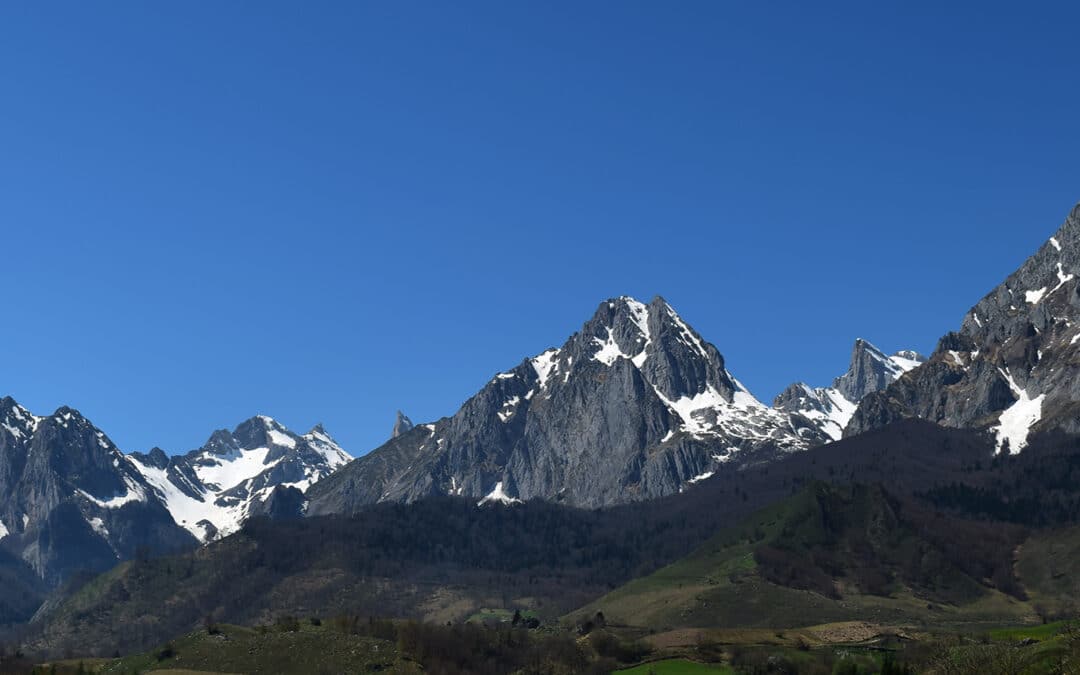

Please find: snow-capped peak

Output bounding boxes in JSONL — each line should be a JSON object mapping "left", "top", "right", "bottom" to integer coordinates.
{"left": 127, "top": 417, "right": 352, "bottom": 542}
{"left": 302, "top": 425, "right": 352, "bottom": 470}
{"left": 776, "top": 338, "right": 926, "bottom": 443}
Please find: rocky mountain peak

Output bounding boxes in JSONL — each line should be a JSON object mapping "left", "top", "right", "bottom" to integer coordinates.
{"left": 1, "top": 397, "right": 39, "bottom": 443}
{"left": 833, "top": 339, "right": 925, "bottom": 402}
{"left": 45, "top": 406, "right": 88, "bottom": 428}
{"left": 573, "top": 295, "right": 738, "bottom": 404}
{"left": 391, "top": 411, "right": 414, "bottom": 439}
{"left": 774, "top": 339, "right": 924, "bottom": 443}
{"left": 140, "top": 447, "right": 170, "bottom": 469}
{"left": 308, "top": 294, "right": 829, "bottom": 514}
{"left": 202, "top": 429, "right": 241, "bottom": 457}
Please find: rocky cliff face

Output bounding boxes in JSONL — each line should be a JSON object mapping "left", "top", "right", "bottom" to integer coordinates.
{"left": 848, "top": 202, "right": 1080, "bottom": 453}
{"left": 774, "top": 339, "right": 924, "bottom": 442}
{"left": 308, "top": 296, "right": 843, "bottom": 513}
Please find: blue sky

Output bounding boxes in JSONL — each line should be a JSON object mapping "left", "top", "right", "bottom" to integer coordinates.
{"left": 1, "top": 2, "right": 1078, "bottom": 457}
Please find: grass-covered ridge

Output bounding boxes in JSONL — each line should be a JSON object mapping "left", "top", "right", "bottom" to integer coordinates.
{"left": 575, "top": 483, "right": 1035, "bottom": 631}
{"left": 93, "top": 622, "right": 417, "bottom": 675}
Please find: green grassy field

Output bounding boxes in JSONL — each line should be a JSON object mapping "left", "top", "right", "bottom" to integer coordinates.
{"left": 92, "top": 622, "right": 420, "bottom": 675}
{"left": 616, "top": 658, "right": 734, "bottom": 674}
{"left": 988, "top": 620, "right": 1069, "bottom": 642}
{"left": 465, "top": 606, "right": 539, "bottom": 623}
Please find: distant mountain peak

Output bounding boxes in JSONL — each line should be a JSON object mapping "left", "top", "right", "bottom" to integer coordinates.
{"left": 775, "top": 338, "right": 924, "bottom": 443}
{"left": 833, "top": 338, "right": 925, "bottom": 402}
{"left": 129, "top": 415, "right": 351, "bottom": 542}
{"left": 391, "top": 411, "right": 414, "bottom": 439}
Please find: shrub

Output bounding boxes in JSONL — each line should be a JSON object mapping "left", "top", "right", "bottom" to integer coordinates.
{"left": 588, "top": 630, "right": 651, "bottom": 664}
{"left": 155, "top": 643, "right": 175, "bottom": 661}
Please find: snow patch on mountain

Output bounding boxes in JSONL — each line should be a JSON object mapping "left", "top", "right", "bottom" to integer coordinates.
{"left": 127, "top": 454, "right": 222, "bottom": 539}
{"left": 76, "top": 476, "right": 147, "bottom": 509}
{"left": 592, "top": 328, "right": 627, "bottom": 365}
{"left": 687, "top": 470, "right": 714, "bottom": 485}
{"left": 267, "top": 429, "right": 296, "bottom": 449}
{"left": 477, "top": 482, "right": 522, "bottom": 506}
{"left": 530, "top": 349, "right": 560, "bottom": 388}
{"left": 498, "top": 396, "right": 521, "bottom": 423}
{"left": 87, "top": 517, "right": 108, "bottom": 537}
{"left": 888, "top": 351, "right": 924, "bottom": 375}
{"left": 194, "top": 446, "right": 277, "bottom": 492}
{"left": 994, "top": 369, "right": 1046, "bottom": 454}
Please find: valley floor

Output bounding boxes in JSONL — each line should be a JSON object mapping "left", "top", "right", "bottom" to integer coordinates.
{"left": 24, "top": 617, "right": 1080, "bottom": 675}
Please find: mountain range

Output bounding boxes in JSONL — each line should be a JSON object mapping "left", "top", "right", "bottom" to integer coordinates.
{"left": 1, "top": 295, "right": 922, "bottom": 593}
{"left": 306, "top": 297, "right": 922, "bottom": 513}
{"left": 6, "top": 201, "right": 1080, "bottom": 654}
{"left": 0, "top": 405, "right": 349, "bottom": 588}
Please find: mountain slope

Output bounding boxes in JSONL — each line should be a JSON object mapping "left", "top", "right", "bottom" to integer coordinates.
{"left": 848, "top": 201, "right": 1080, "bottom": 452}
{"left": 25, "top": 489, "right": 747, "bottom": 658}
{"left": 33, "top": 416, "right": 1080, "bottom": 657}
{"left": 0, "top": 545, "right": 47, "bottom": 625}
{"left": 774, "top": 339, "right": 924, "bottom": 441}
{"left": 573, "top": 483, "right": 1032, "bottom": 631}
{"left": 0, "top": 398, "right": 195, "bottom": 585}
{"left": 308, "top": 296, "right": 830, "bottom": 513}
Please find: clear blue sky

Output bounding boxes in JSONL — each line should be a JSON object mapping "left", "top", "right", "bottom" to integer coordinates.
{"left": 1, "top": 2, "right": 1078, "bottom": 457}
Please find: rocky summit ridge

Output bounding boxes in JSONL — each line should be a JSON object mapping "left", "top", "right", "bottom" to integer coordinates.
{"left": 307, "top": 296, "right": 918, "bottom": 512}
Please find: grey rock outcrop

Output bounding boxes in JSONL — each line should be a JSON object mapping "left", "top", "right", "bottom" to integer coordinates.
{"left": 391, "top": 411, "right": 414, "bottom": 439}
{"left": 833, "top": 340, "right": 924, "bottom": 402}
